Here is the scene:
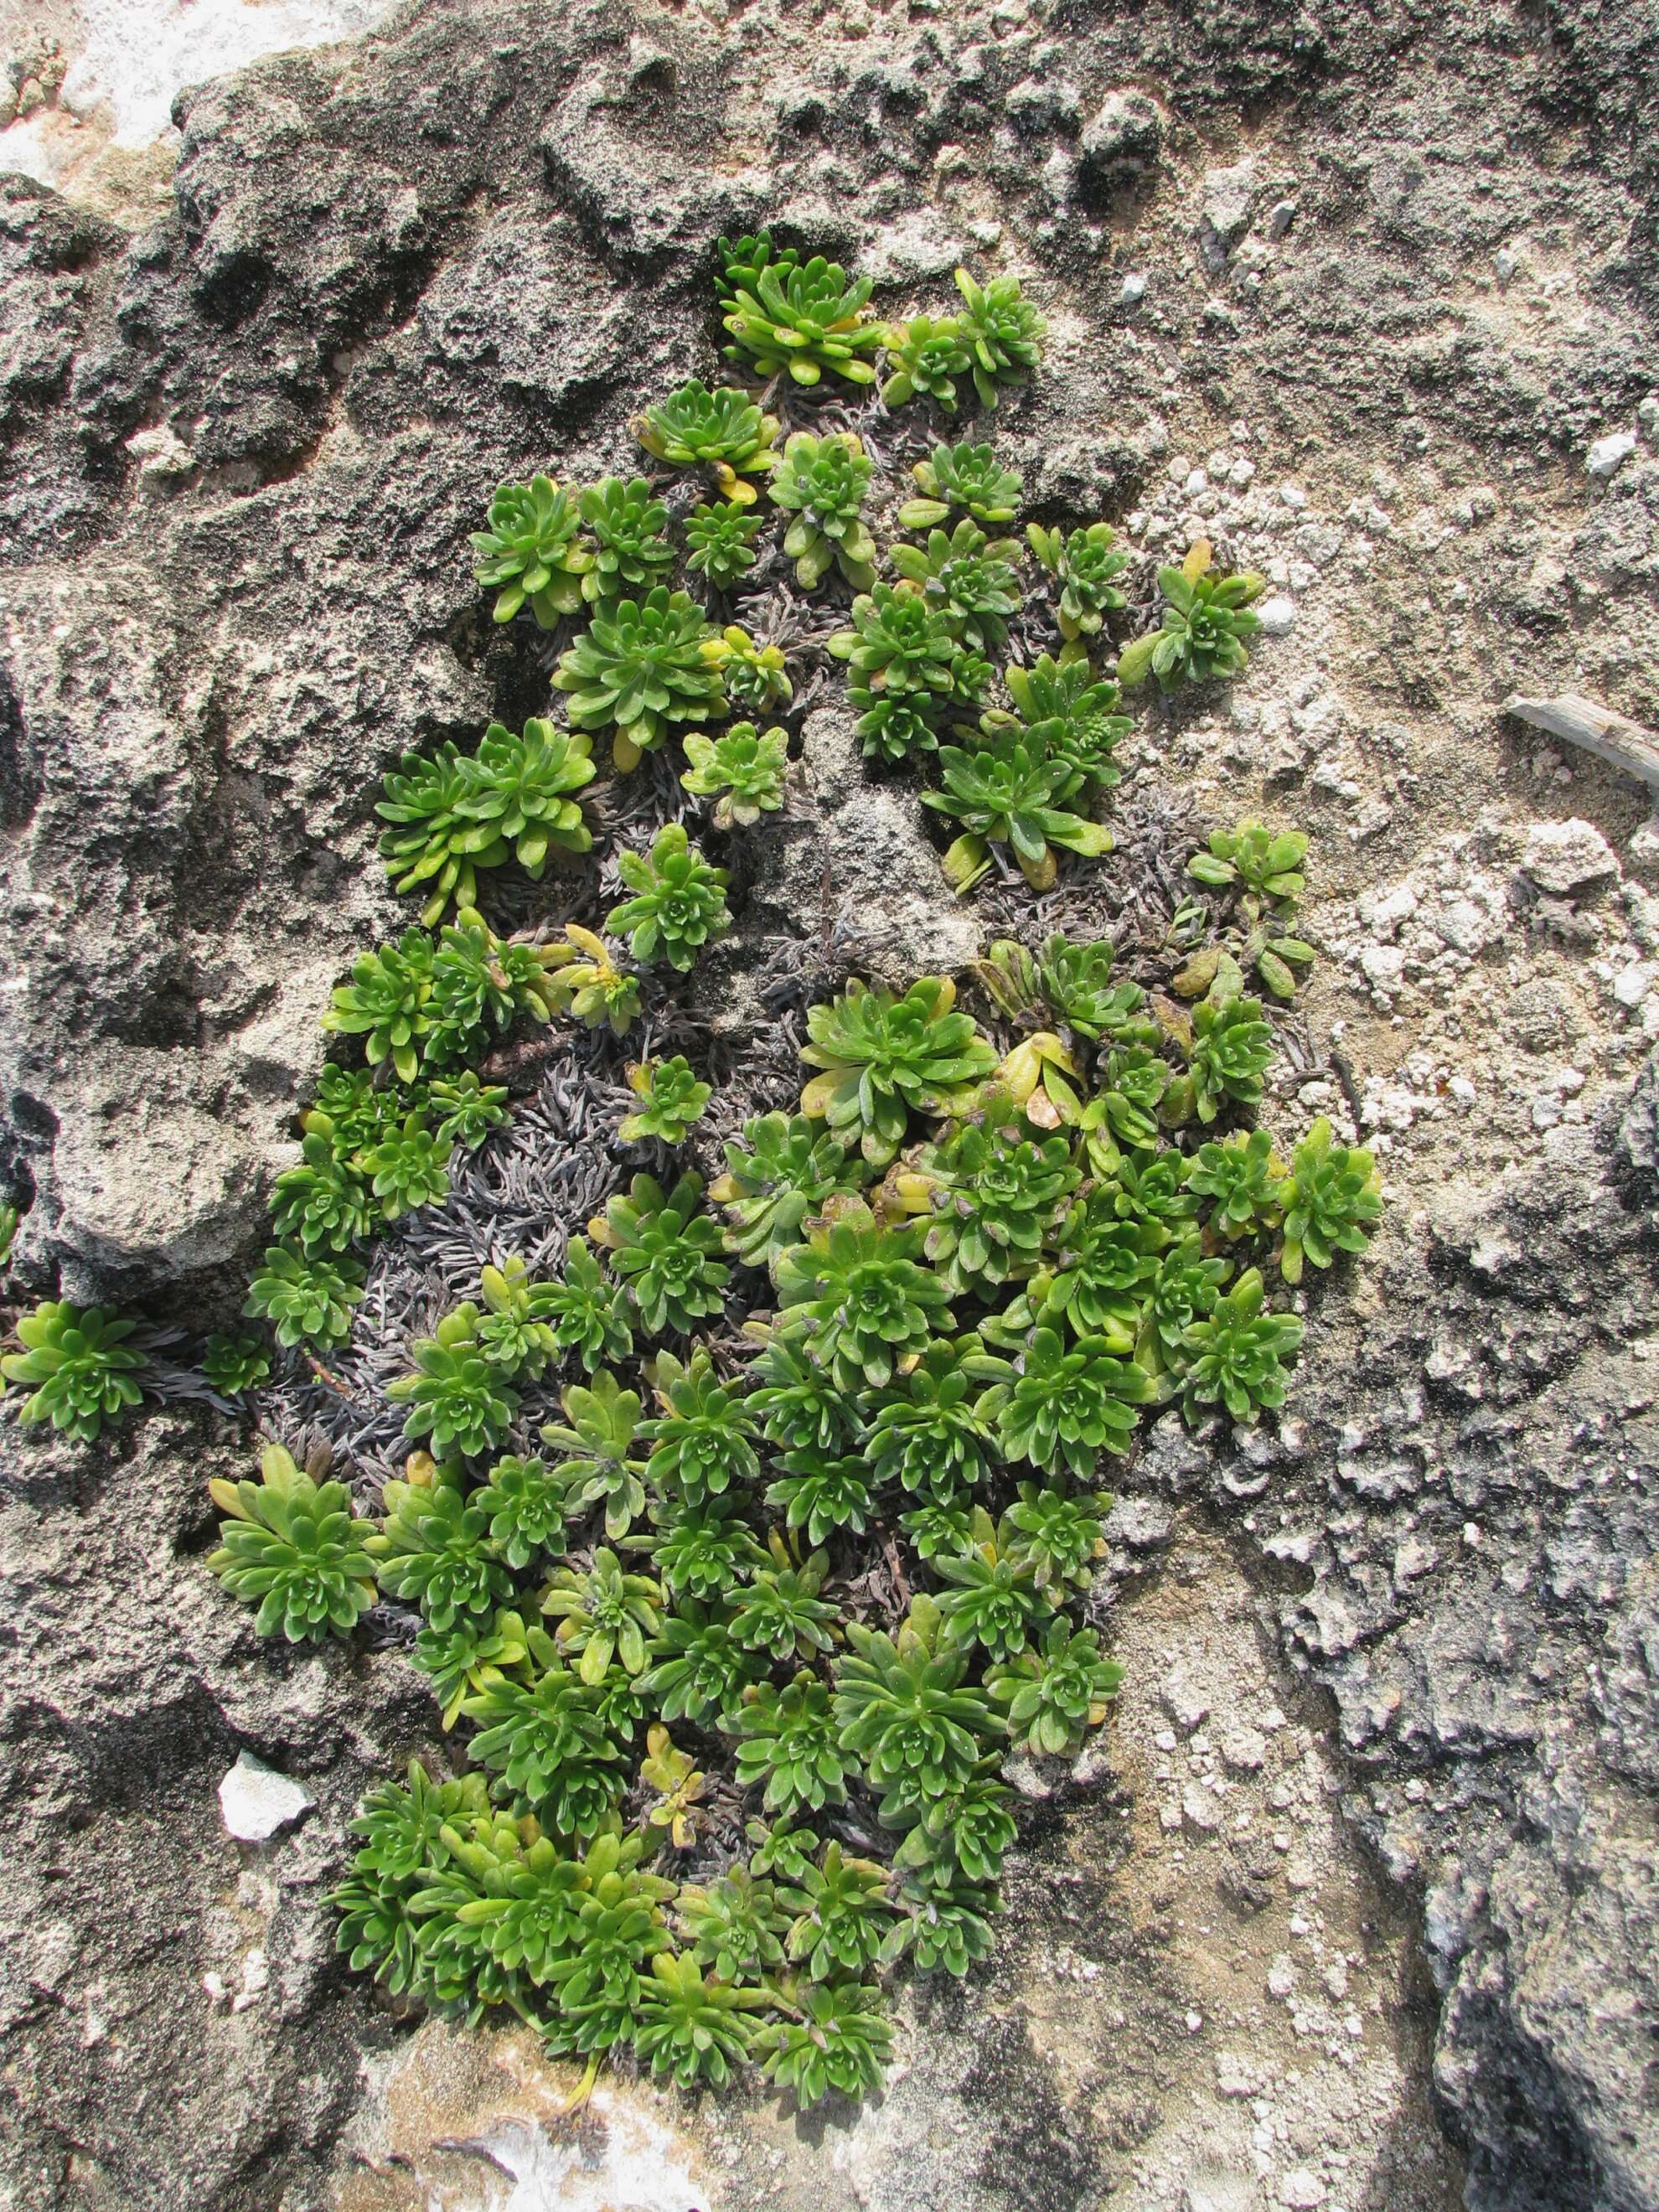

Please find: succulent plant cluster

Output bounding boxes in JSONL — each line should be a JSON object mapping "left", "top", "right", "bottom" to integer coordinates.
{"left": 377, "top": 719, "right": 597, "bottom": 927}
{"left": 1117, "top": 539, "right": 1266, "bottom": 691}
{"left": 880, "top": 268, "right": 1047, "bottom": 414}
{"left": 194, "top": 911, "right": 1378, "bottom": 2111}
{"left": 680, "top": 722, "right": 788, "bottom": 828}
{"left": 635, "top": 380, "right": 780, "bottom": 505}
{"left": 619, "top": 1057, "right": 713, "bottom": 1146}
{"left": 770, "top": 432, "right": 877, "bottom": 591}
{"left": 461, "top": 229, "right": 1275, "bottom": 923}
{"left": 0, "top": 220, "right": 1388, "bottom": 2125}
{"left": 209, "top": 1442, "right": 379, "bottom": 1641}
{"left": 10, "top": 225, "right": 1288, "bottom": 1422}
{"left": 607, "top": 824, "right": 731, "bottom": 974}
{"left": 214, "top": 902, "right": 557, "bottom": 1372}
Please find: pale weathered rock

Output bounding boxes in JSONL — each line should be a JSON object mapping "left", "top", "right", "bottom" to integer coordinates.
{"left": 1078, "top": 87, "right": 1165, "bottom": 183}
{"left": 1519, "top": 817, "right": 1621, "bottom": 896}
{"left": 765, "top": 705, "right": 983, "bottom": 986}
{"left": 1196, "top": 158, "right": 1259, "bottom": 271}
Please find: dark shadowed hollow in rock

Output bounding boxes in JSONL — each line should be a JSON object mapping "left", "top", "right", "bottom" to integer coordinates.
{"left": 1, "top": 1, "right": 1656, "bottom": 2209}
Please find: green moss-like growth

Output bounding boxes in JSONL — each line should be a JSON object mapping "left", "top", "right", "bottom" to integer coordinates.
{"left": 377, "top": 721, "right": 595, "bottom": 925}
{"left": 899, "top": 442, "right": 1023, "bottom": 528}
{"left": 799, "top": 975, "right": 996, "bottom": 1166}
{"left": 635, "top": 380, "right": 780, "bottom": 504}
{"left": 618, "top": 1057, "right": 713, "bottom": 1146}
{"left": 680, "top": 722, "right": 788, "bottom": 829}
{"left": 880, "top": 313, "right": 972, "bottom": 411}
{"left": 718, "top": 234, "right": 881, "bottom": 387}
{"left": 245, "top": 1244, "right": 364, "bottom": 1350}
{"left": 685, "top": 499, "right": 766, "bottom": 588}
{"left": 923, "top": 732, "right": 1114, "bottom": 895}
{"left": 952, "top": 267, "right": 1046, "bottom": 406}
{"left": 471, "top": 475, "right": 592, "bottom": 626}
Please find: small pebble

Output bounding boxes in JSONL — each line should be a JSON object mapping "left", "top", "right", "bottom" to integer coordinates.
{"left": 1258, "top": 594, "right": 1296, "bottom": 637}
{"left": 218, "top": 1752, "right": 314, "bottom": 1842}
{"left": 1585, "top": 430, "right": 1636, "bottom": 479}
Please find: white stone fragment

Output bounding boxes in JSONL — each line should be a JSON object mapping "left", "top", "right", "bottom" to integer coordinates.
{"left": 1215, "top": 2050, "right": 1256, "bottom": 2096}
{"left": 1359, "top": 943, "right": 1405, "bottom": 992}
{"left": 1196, "top": 158, "right": 1259, "bottom": 271}
{"left": 1258, "top": 594, "right": 1296, "bottom": 636}
{"left": 231, "top": 1948, "right": 270, "bottom": 2013}
{"left": 1162, "top": 1670, "right": 1211, "bottom": 1731}
{"left": 1586, "top": 431, "right": 1636, "bottom": 480}
{"left": 218, "top": 1752, "right": 314, "bottom": 1842}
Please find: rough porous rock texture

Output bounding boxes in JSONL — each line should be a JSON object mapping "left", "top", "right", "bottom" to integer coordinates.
{"left": 2, "top": 0, "right": 1657, "bottom": 2207}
